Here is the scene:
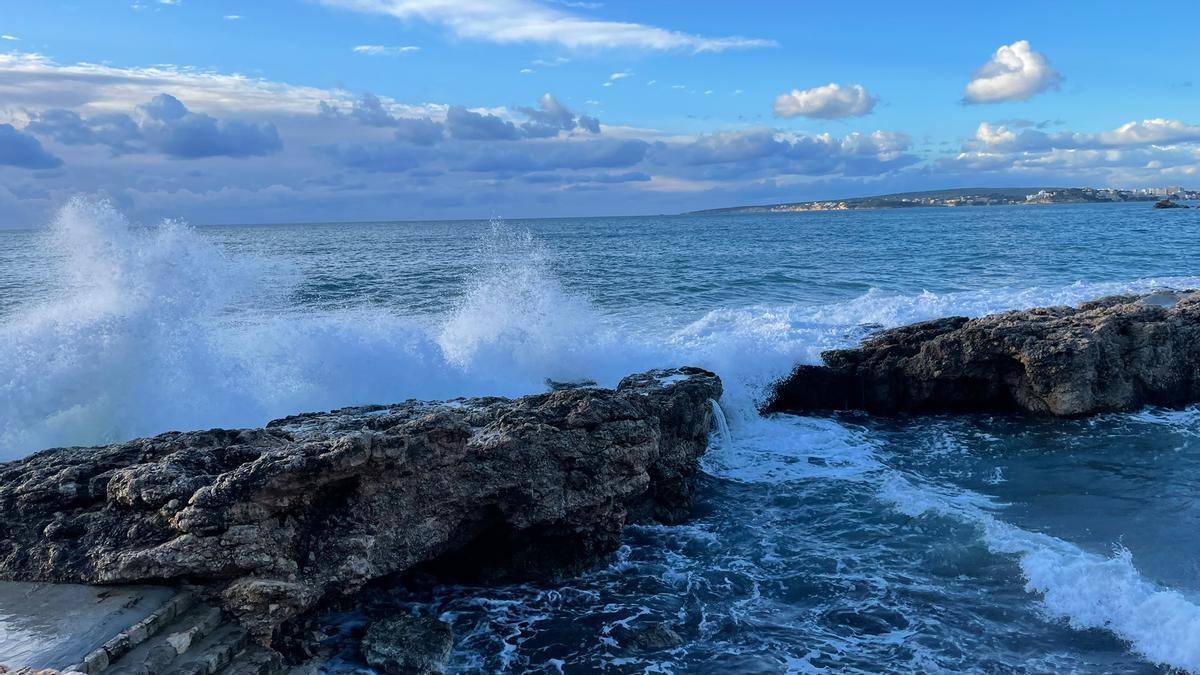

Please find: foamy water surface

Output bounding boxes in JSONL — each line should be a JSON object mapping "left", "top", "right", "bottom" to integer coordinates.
{"left": 2, "top": 198, "right": 1199, "bottom": 672}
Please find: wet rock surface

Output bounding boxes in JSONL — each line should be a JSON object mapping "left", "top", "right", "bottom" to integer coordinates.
{"left": 361, "top": 615, "right": 452, "bottom": 675}
{"left": 0, "top": 368, "right": 720, "bottom": 648}
{"left": 766, "top": 291, "right": 1200, "bottom": 417}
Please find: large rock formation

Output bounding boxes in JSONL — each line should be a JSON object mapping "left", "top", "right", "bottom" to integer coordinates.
{"left": 0, "top": 368, "right": 720, "bottom": 644}
{"left": 765, "top": 291, "right": 1200, "bottom": 417}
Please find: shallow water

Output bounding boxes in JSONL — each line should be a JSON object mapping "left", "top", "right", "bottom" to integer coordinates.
{"left": 2, "top": 199, "right": 1199, "bottom": 672}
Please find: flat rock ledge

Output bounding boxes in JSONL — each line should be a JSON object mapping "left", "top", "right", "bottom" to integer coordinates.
{"left": 766, "top": 291, "right": 1200, "bottom": 417}
{"left": 0, "top": 367, "right": 721, "bottom": 658}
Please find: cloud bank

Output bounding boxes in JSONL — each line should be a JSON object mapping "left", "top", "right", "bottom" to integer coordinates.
{"left": 28, "top": 93, "right": 282, "bottom": 159}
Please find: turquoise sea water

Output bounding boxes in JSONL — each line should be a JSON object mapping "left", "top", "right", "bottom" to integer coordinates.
{"left": 2, "top": 199, "right": 1199, "bottom": 672}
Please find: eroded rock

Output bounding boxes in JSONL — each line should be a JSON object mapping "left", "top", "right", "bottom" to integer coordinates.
{"left": 361, "top": 615, "right": 452, "bottom": 675}
{"left": 0, "top": 368, "right": 720, "bottom": 643}
{"left": 765, "top": 291, "right": 1200, "bottom": 417}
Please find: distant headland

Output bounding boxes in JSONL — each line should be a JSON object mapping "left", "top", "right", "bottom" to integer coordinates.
{"left": 686, "top": 186, "right": 1199, "bottom": 215}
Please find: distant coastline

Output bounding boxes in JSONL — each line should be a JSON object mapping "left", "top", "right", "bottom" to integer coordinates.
{"left": 686, "top": 186, "right": 1199, "bottom": 215}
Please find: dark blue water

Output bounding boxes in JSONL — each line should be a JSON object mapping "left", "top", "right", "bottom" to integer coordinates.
{"left": 2, "top": 199, "right": 1199, "bottom": 672}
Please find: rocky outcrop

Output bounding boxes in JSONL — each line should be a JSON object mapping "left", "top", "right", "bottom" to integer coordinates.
{"left": 0, "top": 368, "right": 720, "bottom": 645}
{"left": 765, "top": 291, "right": 1200, "bottom": 417}
{"left": 1153, "top": 199, "right": 1189, "bottom": 209}
{"left": 361, "top": 615, "right": 452, "bottom": 675}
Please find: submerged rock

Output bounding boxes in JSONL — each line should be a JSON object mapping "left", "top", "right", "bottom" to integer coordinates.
{"left": 361, "top": 615, "right": 452, "bottom": 675}
{"left": 0, "top": 367, "right": 720, "bottom": 645}
{"left": 614, "top": 621, "right": 685, "bottom": 652}
{"left": 765, "top": 292, "right": 1200, "bottom": 417}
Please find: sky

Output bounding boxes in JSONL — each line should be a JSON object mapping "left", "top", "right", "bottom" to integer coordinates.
{"left": 0, "top": 0, "right": 1198, "bottom": 227}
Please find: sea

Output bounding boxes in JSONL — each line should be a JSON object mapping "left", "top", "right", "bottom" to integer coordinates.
{"left": 1, "top": 198, "right": 1199, "bottom": 673}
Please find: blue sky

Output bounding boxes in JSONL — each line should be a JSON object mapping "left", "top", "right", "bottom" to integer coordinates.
{"left": 0, "top": 0, "right": 1197, "bottom": 226}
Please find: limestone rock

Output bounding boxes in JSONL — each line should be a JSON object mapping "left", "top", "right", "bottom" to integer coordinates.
{"left": 0, "top": 368, "right": 720, "bottom": 643}
{"left": 765, "top": 292, "right": 1200, "bottom": 417}
{"left": 361, "top": 615, "right": 452, "bottom": 675}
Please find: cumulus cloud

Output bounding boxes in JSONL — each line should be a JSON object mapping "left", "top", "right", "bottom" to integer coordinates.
{"left": 137, "top": 94, "right": 283, "bottom": 158}
{"left": 26, "top": 108, "right": 143, "bottom": 153}
{"left": 0, "top": 123, "right": 62, "bottom": 169}
{"left": 516, "top": 93, "right": 599, "bottom": 137}
{"left": 947, "top": 116, "right": 1200, "bottom": 180}
{"left": 773, "top": 83, "right": 877, "bottom": 119}
{"left": 969, "top": 118, "right": 1200, "bottom": 153}
{"left": 650, "top": 128, "right": 916, "bottom": 180}
{"left": 352, "top": 44, "right": 420, "bottom": 56}
{"left": 444, "top": 106, "right": 523, "bottom": 141}
{"left": 27, "top": 93, "right": 282, "bottom": 158}
{"left": 316, "top": 0, "right": 776, "bottom": 52}
{"left": 1099, "top": 118, "right": 1200, "bottom": 146}
{"left": 963, "top": 40, "right": 1061, "bottom": 104}
{"left": 319, "top": 92, "right": 599, "bottom": 145}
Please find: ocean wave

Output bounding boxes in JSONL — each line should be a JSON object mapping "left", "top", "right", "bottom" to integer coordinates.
{"left": 880, "top": 473, "right": 1200, "bottom": 673}
{"left": 4, "top": 198, "right": 1197, "bottom": 458}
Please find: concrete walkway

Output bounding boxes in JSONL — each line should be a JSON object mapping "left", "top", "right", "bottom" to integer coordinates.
{"left": 0, "top": 581, "right": 177, "bottom": 671}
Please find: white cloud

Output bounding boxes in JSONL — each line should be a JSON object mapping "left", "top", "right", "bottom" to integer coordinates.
{"left": 0, "top": 35, "right": 19, "bottom": 41}
{"left": 317, "top": 0, "right": 776, "bottom": 52}
{"left": 773, "top": 83, "right": 876, "bottom": 119}
{"left": 971, "top": 118, "right": 1200, "bottom": 152}
{"left": 0, "top": 52, "right": 442, "bottom": 119}
{"left": 352, "top": 45, "right": 421, "bottom": 56}
{"left": 963, "top": 40, "right": 1061, "bottom": 104}
{"left": 519, "top": 68, "right": 534, "bottom": 75}
{"left": 223, "top": 15, "right": 242, "bottom": 20}
{"left": 609, "top": 71, "right": 631, "bottom": 81}
{"left": 973, "top": 121, "right": 1019, "bottom": 147}
{"left": 1098, "top": 118, "right": 1200, "bottom": 146}
{"left": 949, "top": 116, "right": 1200, "bottom": 181}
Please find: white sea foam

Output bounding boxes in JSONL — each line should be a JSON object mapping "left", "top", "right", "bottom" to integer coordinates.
{"left": 880, "top": 473, "right": 1200, "bottom": 673}
{"left": 0, "top": 202, "right": 665, "bottom": 457}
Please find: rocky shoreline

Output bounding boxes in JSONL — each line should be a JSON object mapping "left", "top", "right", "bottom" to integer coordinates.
{"left": 6, "top": 291, "right": 1200, "bottom": 672}
{"left": 766, "top": 290, "right": 1200, "bottom": 417}
{"left": 0, "top": 367, "right": 721, "bottom": 673}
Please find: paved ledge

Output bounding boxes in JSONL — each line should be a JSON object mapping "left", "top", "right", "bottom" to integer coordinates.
{"left": 0, "top": 582, "right": 177, "bottom": 671}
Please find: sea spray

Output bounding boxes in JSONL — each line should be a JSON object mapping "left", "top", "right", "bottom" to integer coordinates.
{"left": 0, "top": 197, "right": 255, "bottom": 455}
{"left": 0, "top": 203, "right": 673, "bottom": 458}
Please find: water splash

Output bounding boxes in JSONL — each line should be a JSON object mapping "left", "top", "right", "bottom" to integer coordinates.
{"left": 709, "top": 398, "right": 732, "bottom": 448}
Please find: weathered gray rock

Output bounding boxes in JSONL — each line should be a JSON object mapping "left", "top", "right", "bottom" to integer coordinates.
{"left": 361, "top": 615, "right": 452, "bottom": 675}
{"left": 1153, "top": 199, "right": 1188, "bottom": 209}
{"left": 0, "top": 368, "right": 720, "bottom": 643}
{"left": 615, "top": 621, "right": 684, "bottom": 652}
{"left": 765, "top": 292, "right": 1200, "bottom": 417}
